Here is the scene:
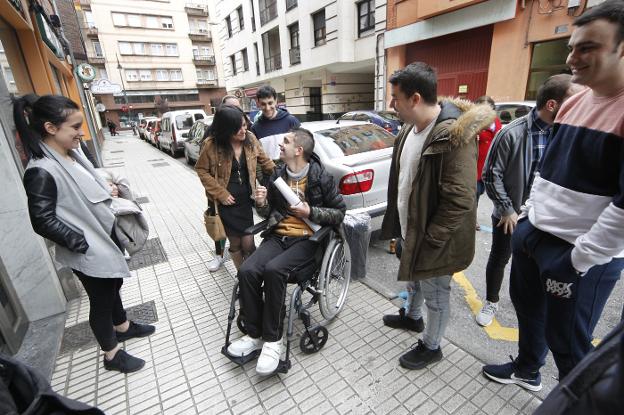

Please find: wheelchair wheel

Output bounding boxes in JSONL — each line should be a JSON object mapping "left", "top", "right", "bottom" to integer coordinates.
{"left": 318, "top": 236, "right": 351, "bottom": 321}
{"left": 236, "top": 315, "right": 247, "bottom": 334}
{"left": 299, "top": 326, "right": 328, "bottom": 354}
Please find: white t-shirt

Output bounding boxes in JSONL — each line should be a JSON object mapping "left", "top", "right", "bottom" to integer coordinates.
{"left": 397, "top": 116, "right": 438, "bottom": 239}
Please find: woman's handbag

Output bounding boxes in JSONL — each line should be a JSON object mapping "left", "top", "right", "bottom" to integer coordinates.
{"left": 204, "top": 203, "right": 226, "bottom": 241}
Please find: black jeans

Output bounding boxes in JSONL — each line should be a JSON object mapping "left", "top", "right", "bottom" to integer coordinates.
{"left": 74, "top": 271, "right": 127, "bottom": 352}
{"left": 510, "top": 219, "right": 623, "bottom": 380}
{"left": 485, "top": 215, "right": 513, "bottom": 302}
{"left": 237, "top": 235, "right": 318, "bottom": 342}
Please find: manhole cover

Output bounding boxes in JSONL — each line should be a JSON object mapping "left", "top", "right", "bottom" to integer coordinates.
{"left": 152, "top": 162, "right": 169, "bottom": 167}
{"left": 135, "top": 196, "right": 149, "bottom": 204}
{"left": 127, "top": 238, "right": 168, "bottom": 271}
{"left": 60, "top": 301, "right": 158, "bottom": 354}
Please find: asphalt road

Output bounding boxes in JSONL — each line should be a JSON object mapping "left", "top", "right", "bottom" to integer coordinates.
{"left": 168, "top": 144, "right": 622, "bottom": 399}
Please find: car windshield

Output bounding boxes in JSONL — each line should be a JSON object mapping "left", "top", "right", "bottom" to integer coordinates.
{"left": 378, "top": 111, "right": 401, "bottom": 121}
{"left": 175, "top": 115, "right": 197, "bottom": 130}
{"left": 315, "top": 124, "right": 395, "bottom": 158}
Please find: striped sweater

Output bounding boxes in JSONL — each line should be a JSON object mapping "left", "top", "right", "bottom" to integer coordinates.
{"left": 524, "top": 87, "right": 624, "bottom": 273}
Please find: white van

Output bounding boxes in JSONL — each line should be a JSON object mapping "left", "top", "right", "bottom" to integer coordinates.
{"left": 159, "top": 109, "right": 209, "bottom": 156}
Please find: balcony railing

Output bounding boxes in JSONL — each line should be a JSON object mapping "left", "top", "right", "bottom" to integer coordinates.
{"left": 87, "top": 55, "right": 105, "bottom": 64}
{"left": 184, "top": 3, "right": 209, "bottom": 16}
{"left": 289, "top": 47, "right": 300, "bottom": 65}
{"left": 193, "top": 55, "right": 216, "bottom": 65}
{"left": 286, "top": 0, "right": 297, "bottom": 11}
{"left": 259, "top": 2, "right": 278, "bottom": 26}
{"left": 188, "top": 30, "right": 211, "bottom": 41}
{"left": 264, "top": 53, "right": 281, "bottom": 73}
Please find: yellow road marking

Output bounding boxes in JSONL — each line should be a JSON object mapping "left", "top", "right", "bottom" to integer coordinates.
{"left": 453, "top": 272, "right": 519, "bottom": 342}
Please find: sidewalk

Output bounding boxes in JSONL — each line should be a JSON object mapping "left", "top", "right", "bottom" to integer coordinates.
{"left": 50, "top": 132, "right": 543, "bottom": 414}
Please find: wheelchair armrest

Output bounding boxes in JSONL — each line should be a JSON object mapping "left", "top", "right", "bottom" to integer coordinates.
{"left": 309, "top": 226, "right": 332, "bottom": 243}
{"left": 245, "top": 220, "right": 270, "bottom": 235}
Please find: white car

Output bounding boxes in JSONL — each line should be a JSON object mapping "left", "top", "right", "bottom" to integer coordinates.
{"left": 302, "top": 121, "right": 395, "bottom": 230}
{"left": 494, "top": 101, "right": 536, "bottom": 124}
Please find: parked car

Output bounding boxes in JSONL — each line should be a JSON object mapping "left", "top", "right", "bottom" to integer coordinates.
{"left": 337, "top": 110, "right": 402, "bottom": 135}
{"left": 138, "top": 117, "right": 158, "bottom": 140}
{"left": 147, "top": 119, "right": 161, "bottom": 146}
{"left": 182, "top": 119, "right": 212, "bottom": 165}
{"left": 494, "top": 101, "right": 535, "bottom": 124}
{"left": 302, "top": 121, "right": 396, "bottom": 230}
{"left": 159, "top": 109, "right": 210, "bottom": 156}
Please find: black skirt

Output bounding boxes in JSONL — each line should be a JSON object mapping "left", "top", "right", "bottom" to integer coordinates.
{"left": 219, "top": 154, "right": 254, "bottom": 236}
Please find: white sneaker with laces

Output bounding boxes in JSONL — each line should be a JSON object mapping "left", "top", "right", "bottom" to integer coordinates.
{"left": 208, "top": 256, "right": 225, "bottom": 272}
{"left": 227, "top": 335, "right": 263, "bottom": 357}
{"left": 476, "top": 301, "right": 499, "bottom": 327}
{"left": 256, "top": 339, "right": 282, "bottom": 375}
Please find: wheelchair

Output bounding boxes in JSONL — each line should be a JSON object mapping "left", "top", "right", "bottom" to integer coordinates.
{"left": 221, "top": 220, "right": 352, "bottom": 374}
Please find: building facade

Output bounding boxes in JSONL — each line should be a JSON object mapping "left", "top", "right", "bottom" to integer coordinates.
{"left": 216, "top": 0, "right": 387, "bottom": 120}
{"left": 1, "top": 0, "right": 94, "bottom": 369}
{"left": 384, "top": 0, "right": 607, "bottom": 105}
{"left": 76, "top": 0, "right": 227, "bottom": 126}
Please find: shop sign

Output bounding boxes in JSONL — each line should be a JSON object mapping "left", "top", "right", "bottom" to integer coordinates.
{"left": 90, "top": 79, "right": 123, "bottom": 94}
{"left": 76, "top": 63, "right": 96, "bottom": 82}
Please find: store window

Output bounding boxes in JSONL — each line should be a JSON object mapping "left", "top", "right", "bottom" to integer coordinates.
{"left": 526, "top": 38, "right": 571, "bottom": 100}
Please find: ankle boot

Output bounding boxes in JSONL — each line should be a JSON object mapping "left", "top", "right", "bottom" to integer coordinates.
{"left": 229, "top": 250, "right": 244, "bottom": 269}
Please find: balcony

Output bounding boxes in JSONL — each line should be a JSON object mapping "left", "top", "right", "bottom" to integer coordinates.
{"left": 264, "top": 53, "right": 281, "bottom": 73}
{"left": 289, "top": 47, "right": 300, "bottom": 65}
{"left": 85, "top": 26, "right": 98, "bottom": 37}
{"left": 185, "top": 3, "right": 209, "bottom": 16}
{"left": 188, "top": 30, "right": 211, "bottom": 41}
{"left": 196, "top": 79, "right": 217, "bottom": 87}
{"left": 87, "top": 55, "right": 105, "bottom": 64}
{"left": 259, "top": 3, "right": 278, "bottom": 26}
{"left": 193, "top": 55, "right": 216, "bottom": 65}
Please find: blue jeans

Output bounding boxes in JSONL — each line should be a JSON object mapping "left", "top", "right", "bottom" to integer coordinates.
{"left": 510, "top": 219, "right": 623, "bottom": 380}
{"left": 405, "top": 275, "right": 453, "bottom": 350}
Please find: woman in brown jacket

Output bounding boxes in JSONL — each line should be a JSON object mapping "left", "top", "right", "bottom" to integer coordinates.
{"left": 196, "top": 105, "right": 275, "bottom": 269}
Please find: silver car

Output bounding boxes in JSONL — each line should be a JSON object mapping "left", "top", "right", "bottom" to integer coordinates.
{"left": 302, "top": 121, "right": 395, "bottom": 230}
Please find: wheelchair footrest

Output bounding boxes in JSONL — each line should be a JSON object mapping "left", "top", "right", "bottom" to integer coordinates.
{"left": 221, "top": 346, "right": 261, "bottom": 366}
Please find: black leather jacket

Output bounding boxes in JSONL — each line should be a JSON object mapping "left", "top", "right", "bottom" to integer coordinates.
{"left": 257, "top": 153, "right": 346, "bottom": 236}
{"left": 23, "top": 167, "right": 89, "bottom": 253}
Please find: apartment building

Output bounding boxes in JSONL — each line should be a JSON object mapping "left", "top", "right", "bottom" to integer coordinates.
{"left": 384, "top": 0, "right": 608, "bottom": 104}
{"left": 216, "top": 0, "right": 387, "bottom": 120}
{"left": 77, "top": 0, "right": 227, "bottom": 126}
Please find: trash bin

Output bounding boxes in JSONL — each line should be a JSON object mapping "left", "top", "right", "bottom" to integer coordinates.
{"left": 343, "top": 213, "right": 372, "bottom": 280}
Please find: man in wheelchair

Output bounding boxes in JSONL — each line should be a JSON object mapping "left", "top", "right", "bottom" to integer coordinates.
{"left": 226, "top": 128, "right": 346, "bottom": 375}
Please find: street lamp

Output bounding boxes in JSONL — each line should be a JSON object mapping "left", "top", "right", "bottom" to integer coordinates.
{"left": 116, "top": 54, "right": 133, "bottom": 125}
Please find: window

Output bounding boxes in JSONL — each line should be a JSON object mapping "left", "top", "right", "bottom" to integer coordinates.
{"left": 92, "top": 40, "right": 103, "bottom": 57}
{"left": 151, "top": 43, "right": 164, "bottom": 55}
{"left": 112, "top": 13, "right": 125, "bottom": 26}
{"left": 237, "top": 6, "right": 244, "bottom": 30}
{"left": 119, "top": 42, "right": 132, "bottom": 54}
{"left": 139, "top": 70, "right": 152, "bottom": 81}
{"left": 146, "top": 16, "right": 158, "bottom": 28}
{"left": 259, "top": 0, "right": 277, "bottom": 26}
{"left": 161, "top": 17, "right": 173, "bottom": 29}
{"left": 165, "top": 44, "right": 178, "bottom": 56}
{"left": 230, "top": 55, "right": 237, "bottom": 75}
{"left": 225, "top": 16, "right": 232, "bottom": 38}
{"left": 125, "top": 70, "right": 138, "bottom": 81}
{"left": 288, "top": 22, "right": 299, "bottom": 64}
{"left": 127, "top": 14, "right": 141, "bottom": 27}
{"left": 170, "top": 69, "right": 182, "bottom": 81}
{"left": 133, "top": 43, "right": 145, "bottom": 55}
{"left": 241, "top": 48, "right": 249, "bottom": 71}
{"left": 286, "top": 0, "right": 297, "bottom": 11}
{"left": 156, "top": 69, "right": 169, "bottom": 81}
{"left": 313, "top": 9, "right": 326, "bottom": 46}
{"left": 84, "top": 11, "right": 96, "bottom": 28}
{"left": 250, "top": 0, "right": 256, "bottom": 32}
{"left": 357, "top": 0, "right": 375, "bottom": 37}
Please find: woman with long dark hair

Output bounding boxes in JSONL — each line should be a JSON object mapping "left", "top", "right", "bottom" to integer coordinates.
{"left": 14, "top": 94, "right": 154, "bottom": 373}
{"left": 196, "top": 105, "right": 275, "bottom": 269}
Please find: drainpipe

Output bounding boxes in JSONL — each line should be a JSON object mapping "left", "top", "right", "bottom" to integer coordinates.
{"left": 50, "top": 0, "right": 103, "bottom": 167}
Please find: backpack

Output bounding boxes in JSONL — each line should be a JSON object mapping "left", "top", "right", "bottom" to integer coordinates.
{"left": 534, "top": 321, "right": 624, "bottom": 415}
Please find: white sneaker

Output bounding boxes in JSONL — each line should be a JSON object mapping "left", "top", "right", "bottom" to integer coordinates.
{"left": 476, "top": 301, "right": 499, "bottom": 327}
{"left": 227, "top": 335, "right": 263, "bottom": 357}
{"left": 256, "top": 339, "right": 282, "bottom": 375}
{"left": 208, "top": 256, "right": 225, "bottom": 272}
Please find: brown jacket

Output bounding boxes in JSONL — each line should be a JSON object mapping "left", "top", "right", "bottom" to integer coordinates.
{"left": 381, "top": 98, "right": 495, "bottom": 281}
{"left": 195, "top": 131, "right": 275, "bottom": 204}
